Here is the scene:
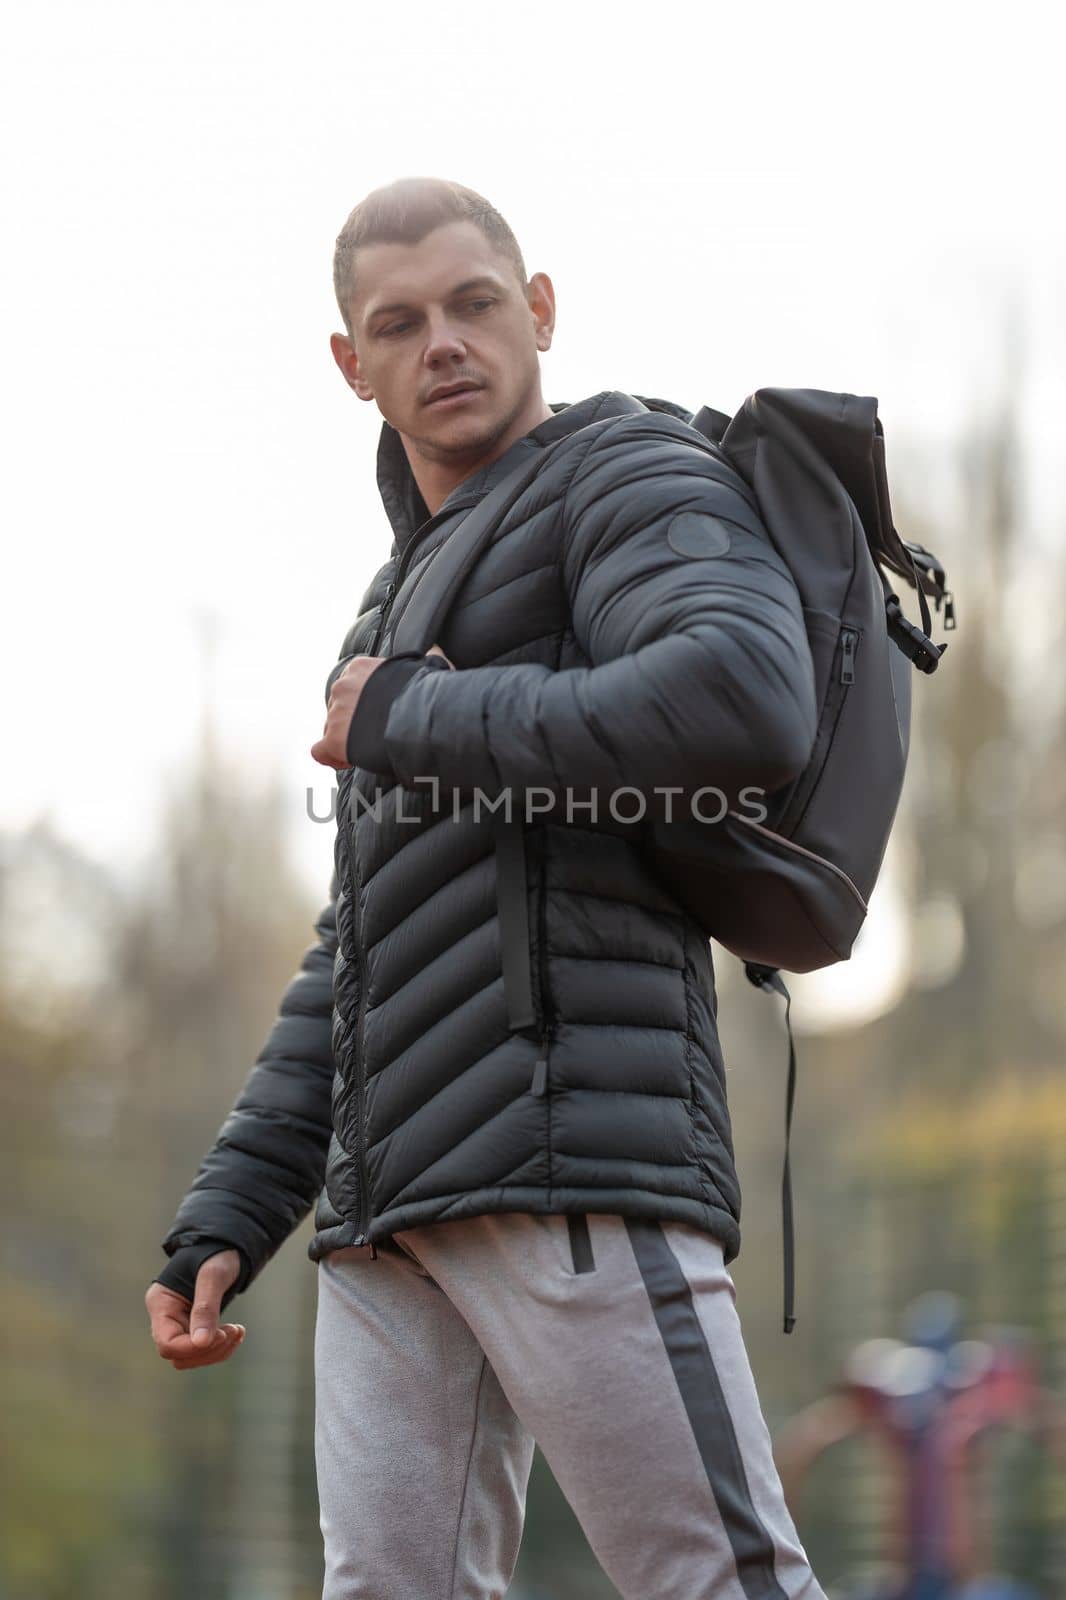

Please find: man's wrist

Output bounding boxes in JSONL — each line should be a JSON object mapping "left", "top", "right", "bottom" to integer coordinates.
{"left": 153, "top": 1241, "right": 251, "bottom": 1308}
{"left": 346, "top": 652, "right": 453, "bottom": 775}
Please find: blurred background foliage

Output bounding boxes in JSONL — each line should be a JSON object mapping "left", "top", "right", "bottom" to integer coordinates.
{"left": 3, "top": 350, "right": 1066, "bottom": 1599}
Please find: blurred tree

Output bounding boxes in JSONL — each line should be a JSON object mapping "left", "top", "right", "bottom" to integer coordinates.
{"left": 1, "top": 623, "right": 330, "bottom": 1597}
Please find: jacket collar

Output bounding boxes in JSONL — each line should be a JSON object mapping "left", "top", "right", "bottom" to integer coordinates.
{"left": 375, "top": 390, "right": 649, "bottom": 558}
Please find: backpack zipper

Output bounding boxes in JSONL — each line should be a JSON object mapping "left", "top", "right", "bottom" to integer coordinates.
{"left": 840, "top": 627, "right": 857, "bottom": 683}
{"left": 775, "top": 622, "right": 859, "bottom": 838}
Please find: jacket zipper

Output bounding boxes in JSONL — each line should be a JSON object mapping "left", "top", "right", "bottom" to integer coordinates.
{"left": 344, "top": 528, "right": 448, "bottom": 1254}
{"left": 374, "top": 496, "right": 465, "bottom": 649}
{"left": 374, "top": 580, "right": 397, "bottom": 644}
{"left": 346, "top": 587, "right": 398, "bottom": 1256}
{"left": 346, "top": 773, "right": 375, "bottom": 1255}
{"left": 346, "top": 495, "right": 487, "bottom": 1250}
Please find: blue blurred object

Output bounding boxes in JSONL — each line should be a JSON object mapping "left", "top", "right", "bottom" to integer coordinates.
{"left": 955, "top": 1580, "right": 1042, "bottom": 1600}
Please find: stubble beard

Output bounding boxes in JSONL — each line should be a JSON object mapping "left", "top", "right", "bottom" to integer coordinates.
{"left": 413, "top": 385, "right": 528, "bottom": 468}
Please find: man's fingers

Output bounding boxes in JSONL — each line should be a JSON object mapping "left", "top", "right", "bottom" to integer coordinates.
{"left": 187, "top": 1251, "right": 243, "bottom": 1345}
{"left": 146, "top": 1252, "right": 245, "bottom": 1368}
{"left": 190, "top": 1300, "right": 223, "bottom": 1346}
{"left": 152, "top": 1307, "right": 192, "bottom": 1348}
{"left": 158, "top": 1329, "right": 222, "bottom": 1359}
{"left": 187, "top": 1324, "right": 244, "bottom": 1354}
{"left": 145, "top": 1286, "right": 197, "bottom": 1355}
{"left": 156, "top": 1323, "right": 227, "bottom": 1359}
{"left": 310, "top": 736, "right": 349, "bottom": 769}
{"left": 160, "top": 1324, "right": 246, "bottom": 1366}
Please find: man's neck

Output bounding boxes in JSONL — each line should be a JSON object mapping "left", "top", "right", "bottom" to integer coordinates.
{"left": 403, "top": 394, "right": 555, "bottom": 516}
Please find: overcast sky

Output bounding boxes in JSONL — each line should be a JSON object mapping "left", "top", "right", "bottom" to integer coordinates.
{"left": 2, "top": 1, "right": 1063, "bottom": 1025}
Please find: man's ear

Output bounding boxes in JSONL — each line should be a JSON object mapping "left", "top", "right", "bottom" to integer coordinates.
{"left": 528, "top": 271, "right": 555, "bottom": 353}
{"left": 330, "top": 331, "right": 373, "bottom": 400}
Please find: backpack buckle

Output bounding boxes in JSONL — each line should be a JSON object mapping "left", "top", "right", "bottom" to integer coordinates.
{"left": 885, "top": 596, "right": 948, "bottom": 674}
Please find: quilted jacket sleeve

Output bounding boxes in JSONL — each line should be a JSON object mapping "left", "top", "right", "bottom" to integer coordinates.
{"left": 152, "top": 874, "right": 340, "bottom": 1311}
{"left": 363, "top": 419, "right": 818, "bottom": 806}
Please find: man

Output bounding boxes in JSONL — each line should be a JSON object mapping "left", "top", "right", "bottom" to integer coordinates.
{"left": 146, "top": 175, "right": 826, "bottom": 1600}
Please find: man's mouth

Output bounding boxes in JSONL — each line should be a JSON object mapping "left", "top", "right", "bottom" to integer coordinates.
{"left": 426, "top": 383, "right": 483, "bottom": 407}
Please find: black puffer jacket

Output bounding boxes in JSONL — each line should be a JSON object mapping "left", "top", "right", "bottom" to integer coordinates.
{"left": 155, "top": 390, "right": 817, "bottom": 1309}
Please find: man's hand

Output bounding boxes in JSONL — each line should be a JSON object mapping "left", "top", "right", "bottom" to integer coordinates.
{"left": 145, "top": 1249, "right": 246, "bottom": 1371}
{"left": 311, "top": 644, "right": 454, "bottom": 770}
{"left": 311, "top": 653, "right": 386, "bottom": 771}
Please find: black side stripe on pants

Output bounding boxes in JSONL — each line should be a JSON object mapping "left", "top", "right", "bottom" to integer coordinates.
{"left": 624, "top": 1217, "right": 789, "bottom": 1600}
{"left": 566, "top": 1213, "right": 595, "bottom": 1274}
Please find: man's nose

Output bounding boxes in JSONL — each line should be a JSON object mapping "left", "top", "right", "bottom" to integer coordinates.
{"left": 422, "top": 313, "right": 466, "bottom": 362}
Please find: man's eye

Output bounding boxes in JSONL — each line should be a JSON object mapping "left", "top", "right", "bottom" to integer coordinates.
{"left": 379, "top": 300, "right": 493, "bottom": 337}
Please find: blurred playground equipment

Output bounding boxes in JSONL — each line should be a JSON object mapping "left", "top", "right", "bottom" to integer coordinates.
{"left": 773, "top": 1292, "right": 1066, "bottom": 1600}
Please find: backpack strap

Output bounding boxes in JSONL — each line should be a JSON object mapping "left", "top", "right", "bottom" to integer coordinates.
{"left": 390, "top": 425, "right": 628, "bottom": 1097}
{"left": 391, "top": 413, "right": 643, "bottom": 654}
{"left": 745, "top": 962, "right": 798, "bottom": 1335}
{"left": 390, "top": 440, "right": 567, "bottom": 655}
{"left": 689, "top": 404, "right": 733, "bottom": 445}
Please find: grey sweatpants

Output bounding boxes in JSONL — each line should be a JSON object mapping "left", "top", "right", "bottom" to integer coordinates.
{"left": 313, "top": 1211, "right": 826, "bottom": 1600}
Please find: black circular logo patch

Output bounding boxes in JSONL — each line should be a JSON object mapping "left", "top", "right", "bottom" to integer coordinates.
{"left": 666, "top": 511, "right": 734, "bottom": 560}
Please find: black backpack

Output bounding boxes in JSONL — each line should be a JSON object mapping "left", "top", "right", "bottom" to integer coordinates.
{"left": 663, "top": 388, "right": 955, "bottom": 1332}
{"left": 392, "top": 388, "right": 956, "bottom": 1333}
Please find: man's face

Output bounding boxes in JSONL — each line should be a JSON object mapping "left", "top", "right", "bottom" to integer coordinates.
{"left": 332, "top": 219, "right": 554, "bottom": 464}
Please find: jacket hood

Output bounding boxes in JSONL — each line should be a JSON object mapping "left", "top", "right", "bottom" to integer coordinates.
{"left": 375, "top": 390, "right": 692, "bottom": 559}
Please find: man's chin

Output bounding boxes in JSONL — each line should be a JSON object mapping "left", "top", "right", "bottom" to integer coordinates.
{"left": 416, "top": 409, "right": 508, "bottom": 459}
